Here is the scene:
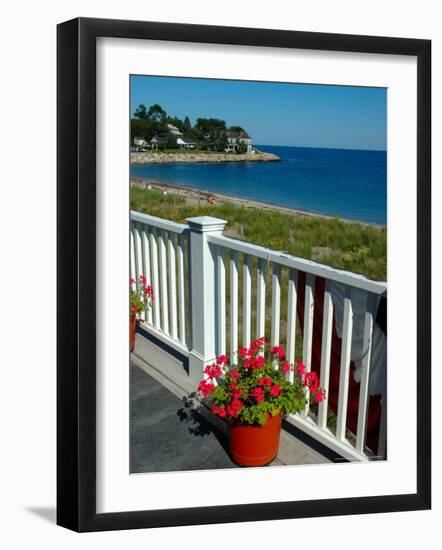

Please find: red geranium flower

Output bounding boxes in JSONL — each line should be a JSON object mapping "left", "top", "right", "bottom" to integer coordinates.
{"left": 271, "top": 345, "right": 285, "bottom": 361}
{"left": 217, "top": 354, "right": 228, "bottom": 366}
{"left": 251, "top": 387, "right": 265, "bottom": 403}
{"left": 204, "top": 363, "right": 223, "bottom": 379}
{"left": 197, "top": 380, "right": 216, "bottom": 398}
{"left": 296, "top": 360, "right": 306, "bottom": 376}
{"left": 304, "top": 372, "right": 319, "bottom": 393}
{"left": 227, "top": 399, "right": 243, "bottom": 417}
{"left": 227, "top": 369, "right": 240, "bottom": 379}
{"left": 270, "top": 384, "right": 281, "bottom": 397}
{"left": 212, "top": 405, "right": 226, "bottom": 418}
{"left": 281, "top": 362, "right": 291, "bottom": 373}
{"left": 314, "top": 389, "right": 326, "bottom": 403}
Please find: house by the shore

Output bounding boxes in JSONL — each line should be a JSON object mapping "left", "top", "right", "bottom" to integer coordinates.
{"left": 226, "top": 129, "right": 252, "bottom": 153}
{"left": 133, "top": 136, "right": 149, "bottom": 147}
{"left": 151, "top": 123, "right": 197, "bottom": 149}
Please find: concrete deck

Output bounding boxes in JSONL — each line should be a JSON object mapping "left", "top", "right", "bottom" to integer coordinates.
{"left": 130, "top": 332, "right": 336, "bottom": 473}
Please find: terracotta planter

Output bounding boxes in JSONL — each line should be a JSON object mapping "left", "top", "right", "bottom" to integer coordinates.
{"left": 130, "top": 314, "right": 136, "bottom": 352}
{"left": 228, "top": 413, "right": 282, "bottom": 466}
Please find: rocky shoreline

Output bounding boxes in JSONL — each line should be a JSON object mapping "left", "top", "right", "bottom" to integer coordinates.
{"left": 131, "top": 150, "right": 280, "bottom": 164}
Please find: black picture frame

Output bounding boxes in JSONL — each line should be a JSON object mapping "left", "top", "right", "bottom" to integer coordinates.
{"left": 57, "top": 17, "right": 431, "bottom": 532}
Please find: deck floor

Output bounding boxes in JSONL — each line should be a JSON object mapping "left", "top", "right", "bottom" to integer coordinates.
{"left": 130, "top": 333, "right": 333, "bottom": 473}
{"left": 131, "top": 361, "right": 239, "bottom": 472}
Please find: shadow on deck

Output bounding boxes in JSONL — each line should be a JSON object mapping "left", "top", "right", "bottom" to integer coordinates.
{"left": 130, "top": 332, "right": 341, "bottom": 474}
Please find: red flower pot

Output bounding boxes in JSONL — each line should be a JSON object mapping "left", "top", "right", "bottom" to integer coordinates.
{"left": 228, "top": 413, "right": 282, "bottom": 466}
{"left": 130, "top": 314, "right": 136, "bottom": 352}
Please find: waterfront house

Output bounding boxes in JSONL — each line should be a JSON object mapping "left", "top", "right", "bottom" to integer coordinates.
{"left": 176, "top": 136, "right": 197, "bottom": 149}
{"left": 150, "top": 133, "right": 170, "bottom": 149}
{"left": 167, "top": 123, "right": 183, "bottom": 136}
{"left": 226, "top": 129, "right": 253, "bottom": 153}
{"left": 133, "top": 136, "right": 149, "bottom": 147}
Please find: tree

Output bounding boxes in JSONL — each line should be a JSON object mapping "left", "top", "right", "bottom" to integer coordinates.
{"left": 131, "top": 118, "right": 168, "bottom": 143}
{"left": 147, "top": 103, "right": 167, "bottom": 122}
{"left": 183, "top": 116, "right": 192, "bottom": 133}
{"left": 195, "top": 117, "right": 226, "bottom": 136}
{"left": 229, "top": 125, "right": 244, "bottom": 133}
{"left": 195, "top": 118, "right": 227, "bottom": 151}
{"left": 134, "top": 104, "right": 148, "bottom": 120}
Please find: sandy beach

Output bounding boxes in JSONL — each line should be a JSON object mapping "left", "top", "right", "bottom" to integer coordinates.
{"left": 130, "top": 177, "right": 383, "bottom": 228}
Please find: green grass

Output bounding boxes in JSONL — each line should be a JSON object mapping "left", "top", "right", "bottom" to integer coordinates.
{"left": 131, "top": 186, "right": 387, "bottom": 281}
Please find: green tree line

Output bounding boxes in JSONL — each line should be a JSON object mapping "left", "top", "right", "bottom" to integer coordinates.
{"left": 131, "top": 103, "right": 247, "bottom": 152}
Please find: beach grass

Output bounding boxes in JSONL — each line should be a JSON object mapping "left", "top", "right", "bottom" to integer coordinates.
{"left": 130, "top": 186, "right": 386, "bottom": 281}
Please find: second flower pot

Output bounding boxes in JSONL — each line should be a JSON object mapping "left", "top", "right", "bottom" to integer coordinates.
{"left": 228, "top": 413, "right": 282, "bottom": 466}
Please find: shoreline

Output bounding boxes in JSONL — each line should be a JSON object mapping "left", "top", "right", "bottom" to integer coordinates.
{"left": 130, "top": 177, "right": 385, "bottom": 228}
{"left": 130, "top": 150, "right": 280, "bottom": 164}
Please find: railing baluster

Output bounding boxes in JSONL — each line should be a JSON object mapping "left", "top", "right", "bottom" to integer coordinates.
{"left": 318, "top": 289, "right": 334, "bottom": 430}
{"left": 302, "top": 273, "right": 315, "bottom": 417}
{"left": 177, "top": 235, "right": 186, "bottom": 346}
{"left": 286, "top": 269, "right": 298, "bottom": 382}
{"left": 256, "top": 258, "right": 266, "bottom": 341}
{"left": 336, "top": 294, "right": 354, "bottom": 441}
{"left": 134, "top": 224, "right": 145, "bottom": 321}
{"left": 167, "top": 232, "right": 178, "bottom": 340}
{"left": 141, "top": 226, "right": 153, "bottom": 324}
{"left": 230, "top": 250, "right": 239, "bottom": 364}
{"left": 356, "top": 292, "right": 375, "bottom": 452}
{"left": 149, "top": 228, "right": 160, "bottom": 330}
{"left": 216, "top": 246, "right": 226, "bottom": 356}
{"left": 130, "top": 223, "right": 136, "bottom": 283}
{"left": 271, "top": 264, "right": 281, "bottom": 347}
{"left": 243, "top": 254, "right": 252, "bottom": 347}
{"left": 158, "top": 229, "right": 169, "bottom": 335}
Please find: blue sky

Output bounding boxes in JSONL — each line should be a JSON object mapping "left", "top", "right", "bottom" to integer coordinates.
{"left": 131, "top": 75, "right": 387, "bottom": 151}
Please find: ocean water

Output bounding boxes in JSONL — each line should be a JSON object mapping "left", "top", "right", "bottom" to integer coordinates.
{"left": 130, "top": 145, "right": 387, "bottom": 225}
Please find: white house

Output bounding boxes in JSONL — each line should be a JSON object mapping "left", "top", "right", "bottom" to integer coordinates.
{"left": 226, "top": 129, "right": 252, "bottom": 153}
{"left": 167, "top": 123, "right": 183, "bottom": 136}
{"left": 176, "top": 137, "right": 197, "bottom": 149}
{"left": 150, "top": 134, "right": 169, "bottom": 149}
{"left": 133, "top": 136, "right": 148, "bottom": 147}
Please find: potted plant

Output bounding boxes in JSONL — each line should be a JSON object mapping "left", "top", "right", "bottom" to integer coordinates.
{"left": 130, "top": 275, "right": 153, "bottom": 352}
{"left": 197, "top": 337, "right": 325, "bottom": 466}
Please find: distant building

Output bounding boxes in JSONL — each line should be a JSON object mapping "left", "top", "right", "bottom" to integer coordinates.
{"left": 166, "top": 124, "right": 183, "bottom": 136}
{"left": 177, "top": 137, "right": 197, "bottom": 149}
{"left": 226, "top": 130, "right": 252, "bottom": 153}
{"left": 151, "top": 125, "right": 197, "bottom": 150}
{"left": 150, "top": 134, "right": 170, "bottom": 149}
{"left": 133, "top": 137, "right": 148, "bottom": 147}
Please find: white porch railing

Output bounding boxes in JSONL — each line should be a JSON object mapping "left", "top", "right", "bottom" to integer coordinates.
{"left": 130, "top": 211, "right": 387, "bottom": 462}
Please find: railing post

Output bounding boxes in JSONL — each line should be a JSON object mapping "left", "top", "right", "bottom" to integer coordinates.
{"left": 186, "top": 216, "right": 228, "bottom": 382}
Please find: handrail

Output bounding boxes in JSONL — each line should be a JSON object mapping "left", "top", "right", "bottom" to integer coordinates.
{"left": 208, "top": 233, "right": 387, "bottom": 295}
{"left": 131, "top": 210, "right": 189, "bottom": 235}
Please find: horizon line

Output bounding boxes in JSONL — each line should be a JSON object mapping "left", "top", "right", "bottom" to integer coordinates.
{"left": 256, "top": 143, "right": 387, "bottom": 152}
